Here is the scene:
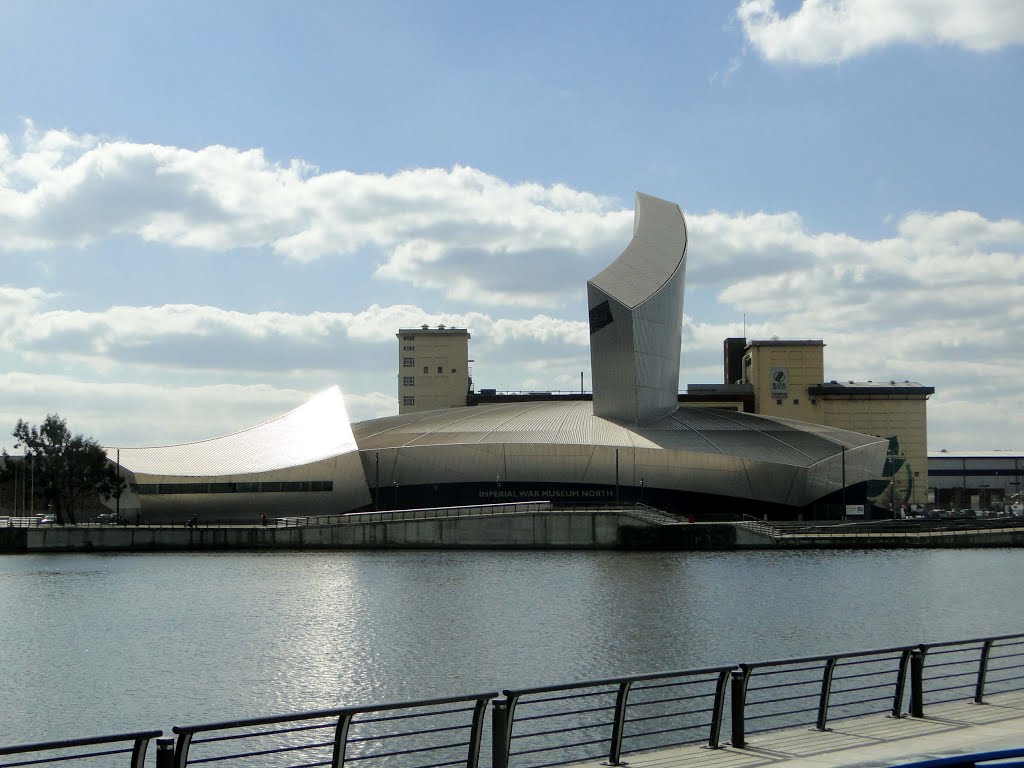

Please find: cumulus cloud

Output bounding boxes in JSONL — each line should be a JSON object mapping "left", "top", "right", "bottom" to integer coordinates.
{"left": 736, "top": 0, "right": 1024, "bottom": 64}
{"left": 0, "top": 122, "right": 630, "bottom": 307}
{"left": 1, "top": 123, "right": 1022, "bottom": 448}
{"left": 0, "top": 297, "right": 590, "bottom": 374}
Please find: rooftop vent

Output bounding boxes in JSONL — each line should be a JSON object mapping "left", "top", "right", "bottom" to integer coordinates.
{"left": 421, "top": 324, "right": 429, "bottom": 329}
{"left": 438, "top": 324, "right": 446, "bottom": 329}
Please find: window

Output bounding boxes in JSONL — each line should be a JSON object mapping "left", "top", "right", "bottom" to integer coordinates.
{"left": 402, "top": 345, "right": 415, "bottom": 351}
{"left": 402, "top": 335, "right": 413, "bottom": 341}
{"left": 793, "top": 399, "right": 799, "bottom": 405}
{"left": 403, "top": 396, "right": 415, "bottom": 406}
{"left": 437, "top": 366, "right": 443, "bottom": 374}
{"left": 451, "top": 368, "right": 456, "bottom": 373}
{"left": 403, "top": 357, "right": 414, "bottom": 367}
{"left": 402, "top": 376, "right": 415, "bottom": 386}
{"left": 776, "top": 399, "right": 783, "bottom": 405}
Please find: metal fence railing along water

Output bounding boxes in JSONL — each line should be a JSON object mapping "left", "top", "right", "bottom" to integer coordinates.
{"left": 727, "top": 646, "right": 913, "bottom": 747}
{"left": 913, "top": 634, "right": 1024, "bottom": 715}
{"left": 170, "top": 693, "right": 492, "bottom": 768}
{"left": 0, "top": 730, "right": 162, "bottom": 768}
{"left": 491, "top": 666, "right": 733, "bottom": 768}
{"left": 2, "top": 633, "right": 1023, "bottom": 768}
{"left": 275, "top": 502, "right": 556, "bottom": 528}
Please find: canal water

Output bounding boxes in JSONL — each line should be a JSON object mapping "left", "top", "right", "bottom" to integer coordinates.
{"left": 1, "top": 548, "right": 1022, "bottom": 744}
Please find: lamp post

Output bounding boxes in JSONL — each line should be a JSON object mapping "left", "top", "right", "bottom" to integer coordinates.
{"left": 393, "top": 481, "right": 398, "bottom": 510}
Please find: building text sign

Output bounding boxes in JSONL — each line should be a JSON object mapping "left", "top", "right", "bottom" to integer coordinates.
{"left": 770, "top": 368, "right": 788, "bottom": 396}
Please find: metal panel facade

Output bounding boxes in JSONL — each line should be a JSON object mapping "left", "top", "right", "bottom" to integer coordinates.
{"left": 588, "top": 193, "right": 687, "bottom": 424}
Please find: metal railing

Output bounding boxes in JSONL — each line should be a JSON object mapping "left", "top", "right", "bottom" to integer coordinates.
{"left": 2, "top": 633, "right": 1024, "bottom": 768}
{"left": 728, "top": 646, "right": 913, "bottom": 747}
{"left": 0, "top": 730, "right": 162, "bottom": 768}
{"left": 912, "top": 634, "right": 1024, "bottom": 716}
{"left": 736, "top": 518, "right": 1024, "bottom": 541}
{"left": 169, "top": 693, "right": 493, "bottom": 768}
{"left": 276, "top": 502, "right": 556, "bottom": 528}
{"left": 492, "top": 666, "right": 733, "bottom": 768}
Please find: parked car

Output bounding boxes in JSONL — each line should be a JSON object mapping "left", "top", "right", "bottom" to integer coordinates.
{"left": 36, "top": 514, "right": 56, "bottom": 525}
{"left": 94, "top": 513, "right": 120, "bottom": 524}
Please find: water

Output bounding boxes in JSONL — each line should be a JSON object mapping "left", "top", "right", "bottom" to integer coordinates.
{"left": 1, "top": 548, "right": 1022, "bottom": 744}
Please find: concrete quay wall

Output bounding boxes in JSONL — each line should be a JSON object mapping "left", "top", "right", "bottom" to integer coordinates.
{"left": 4, "top": 517, "right": 1023, "bottom": 553}
{"left": 3, "top": 510, "right": 637, "bottom": 552}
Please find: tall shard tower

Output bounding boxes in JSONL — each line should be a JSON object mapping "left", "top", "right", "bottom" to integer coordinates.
{"left": 587, "top": 193, "right": 688, "bottom": 424}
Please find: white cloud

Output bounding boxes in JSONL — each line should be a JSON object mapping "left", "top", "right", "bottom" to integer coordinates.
{"left": 1, "top": 123, "right": 1022, "bottom": 449}
{"left": 736, "top": 0, "right": 1024, "bottom": 64}
{"left": 0, "top": 123, "right": 630, "bottom": 307}
{"left": 0, "top": 297, "right": 590, "bottom": 374}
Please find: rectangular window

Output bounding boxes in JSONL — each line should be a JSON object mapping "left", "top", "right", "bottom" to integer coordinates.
{"left": 403, "top": 357, "right": 414, "bottom": 367}
{"left": 437, "top": 366, "right": 443, "bottom": 374}
{"left": 423, "top": 366, "right": 429, "bottom": 374}
{"left": 403, "top": 396, "right": 415, "bottom": 405}
{"left": 793, "top": 399, "right": 799, "bottom": 405}
{"left": 776, "top": 399, "right": 783, "bottom": 405}
{"left": 451, "top": 368, "right": 457, "bottom": 373}
{"left": 402, "top": 335, "right": 413, "bottom": 341}
{"left": 402, "top": 376, "right": 415, "bottom": 386}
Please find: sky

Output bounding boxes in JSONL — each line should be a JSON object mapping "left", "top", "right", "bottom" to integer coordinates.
{"left": 0, "top": 0, "right": 1022, "bottom": 453}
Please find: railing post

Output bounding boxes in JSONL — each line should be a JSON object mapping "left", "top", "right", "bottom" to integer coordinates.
{"left": 466, "top": 697, "right": 489, "bottom": 768}
{"left": 492, "top": 694, "right": 518, "bottom": 768}
{"left": 331, "top": 712, "right": 354, "bottom": 768}
{"left": 730, "top": 668, "right": 750, "bottom": 748}
{"left": 707, "top": 668, "right": 731, "bottom": 748}
{"left": 608, "top": 681, "right": 633, "bottom": 765}
{"left": 910, "top": 648, "right": 925, "bottom": 718}
{"left": 150, "top": 738, "right": 171, "bottom": 768}
{"left": 975, "top": 639, "right": 994, "bottom": 704}
{"left": 816, "top": 658, "right": 838, "bottom": 731}
{"left": 173, "top": 731, "right": 192, "bottom": 768}
{"left": 891, "top": 648, "right": 912, "bottom": 717}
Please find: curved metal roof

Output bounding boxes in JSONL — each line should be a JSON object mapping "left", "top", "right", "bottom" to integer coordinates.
{"left": 353, "top": 401, "right": 884, "bottom": 468}
{"left": 111, "top": 386, "right": 359, "bottom": 476}
{"left": 587, "top": 192, "right": 687, "bottom": 310}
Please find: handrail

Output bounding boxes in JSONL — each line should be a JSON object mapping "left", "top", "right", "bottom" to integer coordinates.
{"left": 494, "top": 665, "right": 735, "bottom": 768}
{"left": 0, "top": 731, "right": 162, "bottom": 768}
{"left": 731, "top": 645, "right": 916, "bottom": 743}
{"left": 172, "top": 692, "right": 495, "bottom": 768}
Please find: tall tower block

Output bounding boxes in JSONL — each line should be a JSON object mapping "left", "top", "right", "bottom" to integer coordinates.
{"left": 397, "top": 325, "right": 471, "bottom": 414}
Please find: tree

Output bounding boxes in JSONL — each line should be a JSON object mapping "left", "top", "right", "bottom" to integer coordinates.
{"left": 1, "top": 415, "right": 125, "bottom": 524}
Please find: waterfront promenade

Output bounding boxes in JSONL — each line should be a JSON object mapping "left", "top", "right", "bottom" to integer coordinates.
{"left": 594, "top": 691, "right": 1024, "bottom": 768}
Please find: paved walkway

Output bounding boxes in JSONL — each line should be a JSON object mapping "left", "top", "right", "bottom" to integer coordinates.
{"left": 577, "top": 691, "right": 1024, "bottom": 768}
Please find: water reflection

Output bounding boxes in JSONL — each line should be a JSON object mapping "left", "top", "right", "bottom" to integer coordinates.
{"left": 0, "top": 548, "right": 1022, "bottom": 745}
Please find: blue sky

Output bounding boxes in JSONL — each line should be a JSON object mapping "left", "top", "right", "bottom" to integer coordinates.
{"left": 1, "top": 0, "right": 1022, "bottom": 452}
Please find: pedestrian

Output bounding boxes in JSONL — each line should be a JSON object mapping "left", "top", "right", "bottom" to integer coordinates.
{"left": 260, "top": 513, "right": 267, "bottom": 526}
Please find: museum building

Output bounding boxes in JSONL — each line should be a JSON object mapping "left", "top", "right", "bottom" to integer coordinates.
{"left": 104, "top": 193, "right": 929, "bottom": 523}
